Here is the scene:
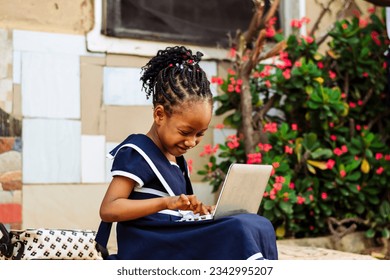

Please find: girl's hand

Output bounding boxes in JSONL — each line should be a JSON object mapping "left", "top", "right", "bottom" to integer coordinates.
{"left": 187, "top": 194, "right": 210, "bottom": 215}
{"left": 166, "top": 194, "right": 210, "bottom": 215}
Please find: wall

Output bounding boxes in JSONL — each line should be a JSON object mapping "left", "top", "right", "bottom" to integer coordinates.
{"left": 0, "top": 0, "right": 378, "bottom": 233}
{"left": 0, "top": 0, "right": 222, "bottom": 233}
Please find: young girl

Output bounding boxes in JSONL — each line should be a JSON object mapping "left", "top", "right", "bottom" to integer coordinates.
{"left": 96, "top": 46, "right": 278, "bottom": 260}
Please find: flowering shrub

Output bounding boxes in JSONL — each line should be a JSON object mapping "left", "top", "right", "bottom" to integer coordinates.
{"left": 198, "top": 8, "right": 390, "bottom": 241}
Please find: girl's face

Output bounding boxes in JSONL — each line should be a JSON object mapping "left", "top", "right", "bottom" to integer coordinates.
{"left": 154, "top": 100, "right": 212, "bottom": 160}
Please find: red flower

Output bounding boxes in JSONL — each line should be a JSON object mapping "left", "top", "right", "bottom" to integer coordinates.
{"left": 326, "top": 159, "right": 335, "bottom": 169}
{"left": 283, "top": 69, "right": 291, "bottom": 79}
{"left": 227, "top": 135, "right": 240, "bottom": 149}
{"left": 258, "top": 143, "right": 273, "bottom": 152}
{"left": 371, "top": 31, "right": 381, "bottom": 46}
{"left": 289, "top": 182, "right": 295, "bottom": 189}
{"left": 359, "top": 18, "right": 368, "bottom": 28}
{"left": 376, "top": 167, "right": 384, "bottom": 175}
{"left": 290, "top": 19, "right": 302, "bottom": 28}
{"left": 265, "top": 27, "right": 276, "bottom": 38}
{"left": 272, "top": 162, "right": 280, "bottom": 169}
{"left": 273, "top": 183, "right": 283, "bottom": 191}
{"left": 297, "top": 196, "right": 306, "bottom": 205}
{"left": 263, "top": 122, "right": 278, "bottom": 133}
{"left": 375, "top": 153, "right": 384, "bottom": 161}
{"left": 291, "top": 123, "right": 298, "bottom": 131}
{"left": 199, "top": 144, "right": 219, "bottom": 157}
{"left": 321, "top": 192, "right": 328, "bottom": 200}
{"left": 317, "top": 61, "right": 324, "bottom": 69}
{"left": 330, "top": 135, "right": 337, "bottom": 141}
{"left": 228, "top": 68, "right": 236, "bottom": 75}
{"left": 285, "top": 146, "right": 293, "bottom": 154}
{"left": 269, "top": 16, "right": 277, "bottom": 26}
{"left": 340, "top": 170, "right": 346, "bottom": 178}
{"left": 275, "top": 176, "right": 285, "bottom": 184}
{"left": 228, "top": 48, "right": 236, "bottom": 58}
{"left": 328, "top": 70, "right": 336, "bottom": 79}
{"left": 302, "top": 35, "right": 314, "bottom": 44}
{"left": 294, "top": 61, "right": 302, "bottom": 67}
{"left": 247, "top": 153, "right": 262, "bottom": 164}
{"left": 333, "top": 148, "right": 343, "bottom": 156}
{"left": 211, "top": 76, "right": 224, "bottom": 85}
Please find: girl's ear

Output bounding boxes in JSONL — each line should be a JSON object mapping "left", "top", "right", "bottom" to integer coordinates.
{"left": 153, "top": 105, "right": 166, "bottom": 125}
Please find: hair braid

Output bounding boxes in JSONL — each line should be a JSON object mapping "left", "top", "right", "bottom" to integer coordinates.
{"left": 140, "top": 46, "right": 213, "bottom": 115}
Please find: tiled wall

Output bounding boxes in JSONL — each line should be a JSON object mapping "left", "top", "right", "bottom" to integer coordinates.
{"left": 0, "top": 137, "right": 22, "bottom": 230}
{"left": 0, "top": 29, "right": 218, "bottom": 230}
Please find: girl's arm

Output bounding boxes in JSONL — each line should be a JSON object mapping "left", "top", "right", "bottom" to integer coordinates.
{"left": 99, "top": 175, "right": 210, "bottom": 222}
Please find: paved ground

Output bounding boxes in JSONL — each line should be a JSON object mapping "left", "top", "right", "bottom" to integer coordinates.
{"left": 277, "top": 243, "right": 376, "bottom": 260}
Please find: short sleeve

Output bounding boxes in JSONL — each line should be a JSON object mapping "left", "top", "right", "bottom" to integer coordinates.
{"left": 110, "top": 146, "right": 154, "bottom": 188}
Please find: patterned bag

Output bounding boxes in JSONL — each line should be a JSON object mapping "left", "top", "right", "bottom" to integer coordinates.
{"left": 0, "top": 223, "right": 105, "bottom": 260}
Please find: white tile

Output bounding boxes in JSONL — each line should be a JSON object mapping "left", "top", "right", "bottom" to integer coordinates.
{"left": 21, "top": 52, "right": 80, "bottom": 119}
{"left": 13, "top": 30, "right": 89, "bottom": 55}
{"left": 0, "top": 79, "right": 13, "bottom": 113}
{"left": 192, "top": 182, "right": 215, "bottom": 206}
{"left": 103, "top": 67, "right": 151, "bottom": 106}
{"left": 213, "top": 128, "right": 237, "bottom": 145}
{"left": 22, "top": 119, "right": 81, "bottom": 184}
{"left": 81, "top": 135, "right": 106, "bottom": 183}
{"left": 199, "top": 60, "right": 218, "bottom": 96}
{"left": 13, "top": 51, "right": 21, "bottom": 84}
{"left": 105, "top": 142, "right": 118, "bottom": 183}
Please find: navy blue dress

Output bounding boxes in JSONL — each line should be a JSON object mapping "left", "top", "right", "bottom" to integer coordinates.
{"left": 96, "top": 134, "right": 278, "bottom": 260}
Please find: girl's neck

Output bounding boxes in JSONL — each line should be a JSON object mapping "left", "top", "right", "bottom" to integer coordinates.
{"left": 146, "top": 127, "right": 176, "bottom": 162}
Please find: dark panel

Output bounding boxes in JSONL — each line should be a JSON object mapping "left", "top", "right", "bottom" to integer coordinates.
{"left": 102, "top": 0, "right": 255, "bottom": 47}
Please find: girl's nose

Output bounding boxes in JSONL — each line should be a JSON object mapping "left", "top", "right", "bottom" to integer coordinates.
{"left": 185, "top": 137, "right": 196, "bottom": 148}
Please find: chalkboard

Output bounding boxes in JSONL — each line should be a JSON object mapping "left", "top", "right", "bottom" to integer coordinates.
{"left": 102, "top": 0, "right": 256, "bottom": 47}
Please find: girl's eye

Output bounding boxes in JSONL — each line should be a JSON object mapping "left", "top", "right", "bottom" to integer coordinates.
{"left": 179, "top": 130, "right": 191, "bottom": 136}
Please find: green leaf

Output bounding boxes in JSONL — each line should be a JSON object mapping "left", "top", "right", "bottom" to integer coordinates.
{"left": 379, "top": 201, "right": 390, "bottom": 219}
{"left": 365, "top": 228, "right": 376, "bottom": 238}
{"left": 311, "top": 148, "right": 333, "bottom": 159}
{"left": 346, "top": 171, "right": 361, "bottom": 181}
{"left": 263, "top": 200, "right": 275, "bottom": 210}
{"left": 382, "top": 228, "right": 390, "bottom": 239}
{"left": 279, "top": 201, "right": 293, "bottom": 214}
{"left": 345, "top": 159, "right": 362, "bottom": 172}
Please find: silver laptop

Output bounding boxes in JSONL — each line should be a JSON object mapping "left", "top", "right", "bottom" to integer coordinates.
{"left": 178, "top": 163, "right": 273, "bottom": 222}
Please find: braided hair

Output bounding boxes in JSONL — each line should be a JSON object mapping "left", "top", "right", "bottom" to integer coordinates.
{"left": 140, "top": 46, "right": 213, "bottom": 115}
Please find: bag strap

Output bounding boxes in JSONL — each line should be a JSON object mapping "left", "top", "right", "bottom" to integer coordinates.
{"left": 94, "top": 221, "right": 111, "bottom": 259}
{"left": 0, "top": 223, "right": 24, "bottom": 260}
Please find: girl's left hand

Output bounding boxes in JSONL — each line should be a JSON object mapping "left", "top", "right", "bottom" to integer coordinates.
{"left": 187, "top": 195, "right": 210, "bottom": 215}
